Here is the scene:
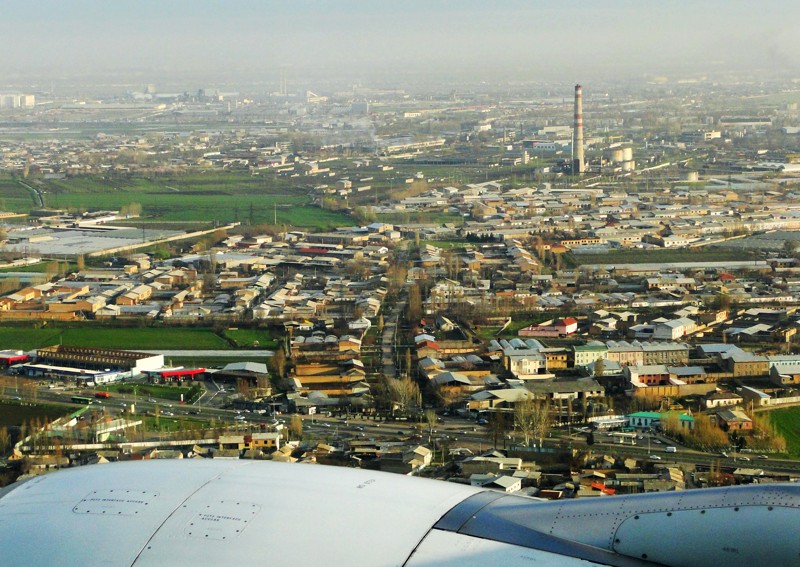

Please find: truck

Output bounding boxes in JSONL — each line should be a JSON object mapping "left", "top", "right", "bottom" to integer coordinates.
{"left": 665, "top": 446, "right": 677, "bottom": 453}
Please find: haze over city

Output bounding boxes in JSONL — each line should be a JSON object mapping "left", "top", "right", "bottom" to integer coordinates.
{"left": 3, "top": 0, "right": 800, "bottom": 90}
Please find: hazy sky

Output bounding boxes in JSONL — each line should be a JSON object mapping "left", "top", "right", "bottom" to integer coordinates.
{"left": 3, "top": 0, "right": 800, "bottom": 86}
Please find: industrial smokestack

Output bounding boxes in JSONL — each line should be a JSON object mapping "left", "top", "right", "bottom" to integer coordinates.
{"left": 573, "top": 84, "right": 585, "bottom": 174}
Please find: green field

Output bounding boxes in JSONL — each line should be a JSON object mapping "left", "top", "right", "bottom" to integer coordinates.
{"left": 0, "top": 325, "right": 230, "bottom": 351}
{"left": 768, "top": 406, "right": 800, "bottom": 455}
{"left": 142, "top": 416, "right": 211, "bottom": 433}
{"left": 13, "top": 173, "right": 355, "bottom": 230}
{"left": 474, "top": 326, "right": 503, "bottom": 339}
{"left": 419, "top": 240, "right": 464, "bottom": 250}
{"left": 0, "top": 262, "right": 77, "bottom": 274}
{"left": 223, "top": 328, "right": 280, "bottom": 349}
{"left": 0, "top": 178, "right": 40, "bottom": 211}
{"left": 573, "top": 247, "right": 764, "bottom": 266}
{"left": 0, "top": 400, "right": 71, "bottom": 427}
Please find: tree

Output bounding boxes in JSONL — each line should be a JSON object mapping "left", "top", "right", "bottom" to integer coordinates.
{"left": 488, "top": 411, "right": 510, "bottom": 448}
{"left": 386, "top": 376, "right": 421, "bottom": 415}
{"left": 288, "top": 415, "right": 303, "bottom": 440}
{"left": 514, "top": 395, "right": 552, "bottom": 447}
{"left": 269, "top": 347, "right": 287, "bottom": 381}
{"left": 407, "top": 284, "right": 423, "bottom": 324}
{"left": 424, "top": 409, "right": 437, "bottom": 445}
{"left": 377, "top": 314, "right": 385, "bottom": 334}
{"left": 237, "top": 378, "right": 251, "bottom": 399}
{"left": 0, "top": 426, "right": 9, "bottom": 454}
{"left": 593, "top": 358, "right": 606, "bottom": 377}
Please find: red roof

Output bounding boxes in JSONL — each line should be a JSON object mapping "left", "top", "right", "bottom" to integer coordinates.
{"left": 154, "top": 368, "right": 206, "bottom": 378}
{"left": 561, "top": 317, "right": 578, "bottom": 325}
{"left": 0, "top": 354, "right": 29, "bottom": 363}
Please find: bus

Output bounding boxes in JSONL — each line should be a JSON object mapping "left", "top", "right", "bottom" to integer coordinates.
{"left": 71, "top": 396, "right": 92, "bottom": 405}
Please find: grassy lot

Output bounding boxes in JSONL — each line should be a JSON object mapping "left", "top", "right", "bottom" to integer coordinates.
{"left": 142, "top": 416, "right": 211, "bottom": 433}
{"left": 573, "top": 247, "right": 764, "bottom": 266}
{"left": 768, "top": 406, "right": 800, "bottom": 455}
{"left": 499, "top": 315, "right": 566, "bottom": 337}
{"left": 419, "top": 240, "right": 465, "bottom": 250}
{"left": 0, "top": 262, "right": 77, "bottom": 274}
{"left": 0, "top": 400, "right": 71, "bottom": 427}
{"left": 0, "top": 325, "right": 230, "bottom": 351}
{"left": 35, "top": 173, "right": 353, "bottom": 230}
{"left": 0, "top": 177, "right": 40, "bottom": 211}
{"left": 223, "top": 328, "right": 280, "bottom": 349}
{"left": 474, "top": 326, "right": 503, "bottom": 340}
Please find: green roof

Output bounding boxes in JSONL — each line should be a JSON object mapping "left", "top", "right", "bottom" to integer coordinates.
{"left": 574, "top": 344, "right": 608, "bottom": 352}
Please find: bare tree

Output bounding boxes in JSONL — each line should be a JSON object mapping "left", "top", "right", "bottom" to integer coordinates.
{"left": 386, "top": 376, "right": 421, "bottom": 415}
{"left": 593, "top": 358, "right": 606, "bottom": 377}
{"left": 424, "top": 409, "right": 437, "bottom": 445}
{"left": 269, "top": 347, "right": 287, "bottom": 380}
{"left": 289, "top": 415, "right": 303, "bottom": 440}
{"left": 488, "top": 411, "right": 511, "bottom": 448}
{"left": 0, "top": 426, "right": 9, "bottom": 454}
{"left": 514, "top": 395, "right": 552, "bottom": 447}
{"left": 407, "top": 284, "right": 423, "bottom": 324}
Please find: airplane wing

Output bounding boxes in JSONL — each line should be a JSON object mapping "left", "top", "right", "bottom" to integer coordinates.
{"left": 0, "top": 460, "right": 797, "bottom": 566}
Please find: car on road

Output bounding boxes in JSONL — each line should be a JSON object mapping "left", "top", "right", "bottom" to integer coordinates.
{"left": 162, "top": 411, "right": 174, "bottom": 416}
{"left": 234, "top": 415, "right": 246, "bottom": 421}
{"left": 319, "top": 423, "right": 331, "bottom": 428}
{"left": 652, "top": 439, "right": 662, "bottom": 444}
{"left": 354, "top": 426, "right": 364, "bottom": 431}
{"left": 738, "top": 456, "right": 750, "bottom": 462}
{"left": 649, "top": 455, "right": 662, "bottom": 460}
{"left": 720, "top": 452, "right": 729, "bottom": 458}
{"left": 758, "top": 454, "right": 769, "bottom": 459}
